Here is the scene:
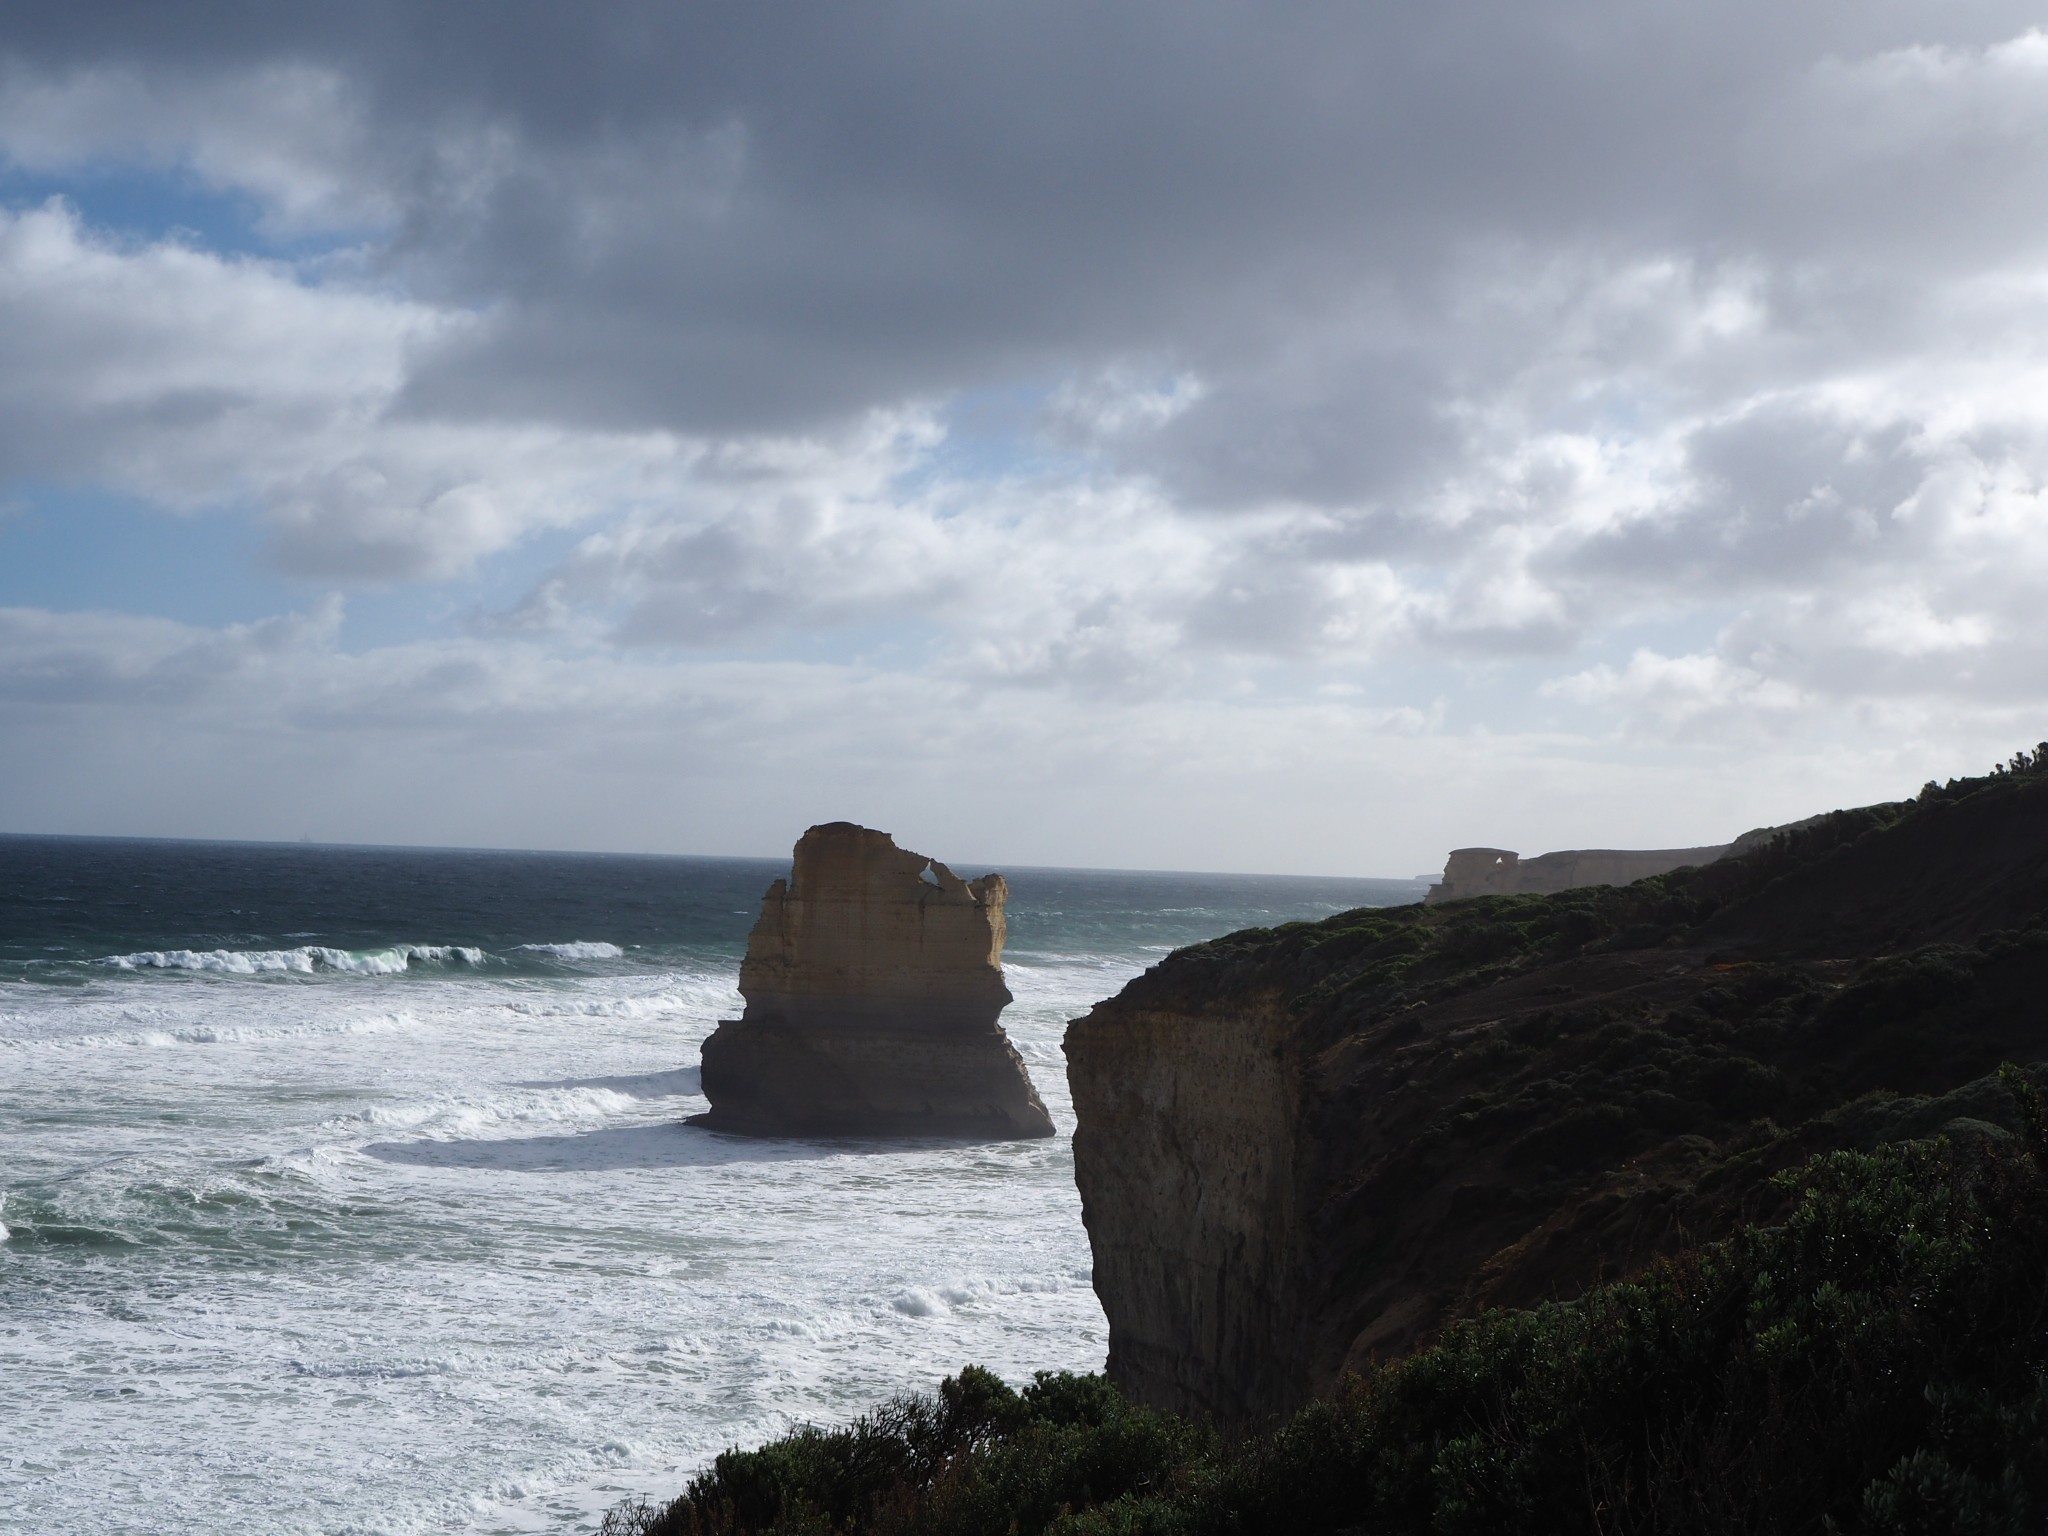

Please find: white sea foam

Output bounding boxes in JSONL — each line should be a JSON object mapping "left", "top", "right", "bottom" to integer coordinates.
{"left": 2, "top": 851, "right": 1427, "bottom": 1535}
{"left": 890, "top": 1286, "right": 944, "bottom": 1317}
{"left": 506, "top": 984, "right": 736, "bottom": 1020}
{"left": 100, "top": 944, "right": 485, "bottom": 975}
{"left": 4, "top": 934, "right": 1198, "bottom": 1534}
{"left": 513, "top": 941, "right": 626, "bottom": 960}
{"left": 889, "top": 1271, "right": 1083, "bottom": 1318}
{"left": 2, "top": 1010, "right": 421, "bottom": 1051}
{"left": 347, "top": 1084, "right": 648, "bottom": 1140}
{"left": 289, "top": 1356, "right": 456, "bottom": 1380}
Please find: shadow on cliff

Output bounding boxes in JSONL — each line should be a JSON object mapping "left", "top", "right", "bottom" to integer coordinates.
{"left": 362, "top": 1118, "right": 1028, "bottom": 1172}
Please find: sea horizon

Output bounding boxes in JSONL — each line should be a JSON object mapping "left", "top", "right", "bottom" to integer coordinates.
{"left": 0, "top": 826, "right": 1430, "bottom": 889}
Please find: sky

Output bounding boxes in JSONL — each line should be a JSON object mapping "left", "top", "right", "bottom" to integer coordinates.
{"left": 3, "top": 2, "right": 2048, "bottom": 876}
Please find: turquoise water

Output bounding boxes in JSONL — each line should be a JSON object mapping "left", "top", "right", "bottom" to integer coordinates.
{"left": 0, "top": 835, "right": 1424, "bottom": 1534}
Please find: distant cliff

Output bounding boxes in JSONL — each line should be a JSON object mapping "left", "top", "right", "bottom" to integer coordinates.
{"left": 1426, "top": 842, "right": 1732, "bottom": 902}
{"left": 1067, "top": 769, "right": 2048, "bottom": 1429}
{"left": 1423, "top": 821, "right": 1819, "bottom": 903}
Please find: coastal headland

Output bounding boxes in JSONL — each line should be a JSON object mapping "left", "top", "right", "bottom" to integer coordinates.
{"left": 1068, "top": 763, "right": 2048, "bottom": 1427}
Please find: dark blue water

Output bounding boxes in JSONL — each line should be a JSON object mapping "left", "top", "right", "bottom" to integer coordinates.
{"left": 0, "top": 832, "right": 1423, "bottom": 979}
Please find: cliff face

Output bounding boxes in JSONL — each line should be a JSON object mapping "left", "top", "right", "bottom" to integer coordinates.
{"left": 695, "top": 823, "right": 1053, "bottom": 1139}
{"left": 1066, "top": 992, "right": 1306, "bottom": 1426}
{"left": 1067, "top": 771, "right": 2048, "bottom": 1430}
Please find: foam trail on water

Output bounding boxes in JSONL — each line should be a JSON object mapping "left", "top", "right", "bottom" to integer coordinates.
{"left": 506, "top": 983, "right": 738, "bottom": 1019}
{"left": 345, "top": 1084, "right": 653, "bottom": 1140}
{"left": 2, "top": 1011, "right": 422, "bottom": 1052}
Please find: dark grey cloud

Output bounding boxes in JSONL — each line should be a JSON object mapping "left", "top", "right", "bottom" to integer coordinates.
{"left": 13, "top": 0, "right": 2046, "bottom": 468}
{"left": 1562, "top": 410, "right": 1926, "bottom": 595}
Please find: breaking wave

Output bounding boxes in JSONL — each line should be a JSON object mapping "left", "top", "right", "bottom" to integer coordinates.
{"left": 889, "top": 1269, "right": 1086, "bottom": 1317}
{"left": 512, "top": 941, "right": 625, "bottom": 960}
{"left": 100, "top": 944, "right": 486, "bottom": 976}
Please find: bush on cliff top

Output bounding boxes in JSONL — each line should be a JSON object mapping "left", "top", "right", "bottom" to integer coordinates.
{"left": 608, "top": 1369, "right": 1209, "bottom": 1536}
{"left": 609, "top": 1069, "right": 2048, "bottom": 1536}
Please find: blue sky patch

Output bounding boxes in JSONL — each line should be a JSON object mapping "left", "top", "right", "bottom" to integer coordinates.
{"left": 0, "top": 162, "right": 363, "bottom": 261}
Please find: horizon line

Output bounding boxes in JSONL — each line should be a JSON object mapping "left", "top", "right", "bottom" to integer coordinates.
{"left": 0, "top": 827, "right": 1435, "bottom": 887}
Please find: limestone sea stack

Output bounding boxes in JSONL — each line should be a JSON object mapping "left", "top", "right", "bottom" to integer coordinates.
{"left": 691, "top": 823, "right": 1055, "bottom": 1139}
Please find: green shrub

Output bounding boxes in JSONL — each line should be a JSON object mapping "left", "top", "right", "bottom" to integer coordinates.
{"left": 615, "top": 1368, "right": 1210, "bottom": 1536}
{"left": 608, "top": 1069, "right": 2048, "bottom": 1536}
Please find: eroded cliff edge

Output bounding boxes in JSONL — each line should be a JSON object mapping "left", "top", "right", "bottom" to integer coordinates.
{"left": 1067, "top": 768, "right": 2048, "bottom": 1430}
{"left": 695, "top": 822, "right": 1053, "bottom": 1139}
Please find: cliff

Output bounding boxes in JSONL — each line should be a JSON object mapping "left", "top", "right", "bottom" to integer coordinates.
{"left": 1067, "top": 767, "right": 2048, "bottom": 1429}
{"left": 693, "top": 823, "right": 1053, "bottom": 1139}
{"left": 1426, "top": 843, "right": 1732, "bottom": 902}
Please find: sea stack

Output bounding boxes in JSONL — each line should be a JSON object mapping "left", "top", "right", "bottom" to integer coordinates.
{"left": 691, "top": 822, "right": 1055, "bottom": 1139}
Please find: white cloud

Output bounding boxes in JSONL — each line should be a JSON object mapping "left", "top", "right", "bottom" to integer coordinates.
{"left": 0, "top": 599, "right": 1961, "bottom": 871}
{"left": 0, "top": 61, "right": 393, "bottom": 235}
{"left": 1545, "top": 649, "right": 1806, "bottom": 738}
{"left": 1802, "top": 28, "right": 2048, "bottom": 169}
{"left": 0, "top": 200, "right": 688, "bottom": 580}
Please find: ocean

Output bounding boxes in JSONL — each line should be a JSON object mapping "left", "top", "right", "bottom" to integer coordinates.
{"left": 0, "top": 834, "right": 1425, "bottom": 1535}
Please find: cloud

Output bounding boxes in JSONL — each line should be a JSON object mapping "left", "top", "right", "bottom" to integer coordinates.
{"left": 4, "top": 5, "right": 2048, "bottom": 860}
{"left": 0, "top": 597, "right": 342, "bottom": 707}
{"left": 0, "top": 59, "right": 391, "bottom": 235}
{"left": 0, "top": 200, "right": 690, "bottom": 581}
{"left": 1545, "top": 649, "right": 1806, "bottom": 738}
{"left": 1, "top": 597, "right": 1963, "bottom": 871}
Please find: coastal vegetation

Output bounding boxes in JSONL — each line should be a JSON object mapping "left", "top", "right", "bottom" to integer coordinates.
{"left": 1063, "top": 753, "right": 2048, "bottom": 1425}
{"left": 608, "top": 1069, "right": 2048, "bottom": 1533}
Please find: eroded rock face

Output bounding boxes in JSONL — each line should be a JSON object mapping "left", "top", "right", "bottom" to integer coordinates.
{"left": 1067, "top": 776, "right": 2048, "bottom": 1431}
{"left": 692, "top": 823, "right": 1054, "bottom": 1139}
{"left": 1066, "top": 988, "right": 1311, "bottom": 1428}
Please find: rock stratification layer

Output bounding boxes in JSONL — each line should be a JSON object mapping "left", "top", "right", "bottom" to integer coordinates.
{"left": 693, "top": 823, "right": 1053, "bottom": 1139}
{"left": 1068, "top": 771, "right": 2048, "bottom": 1431}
